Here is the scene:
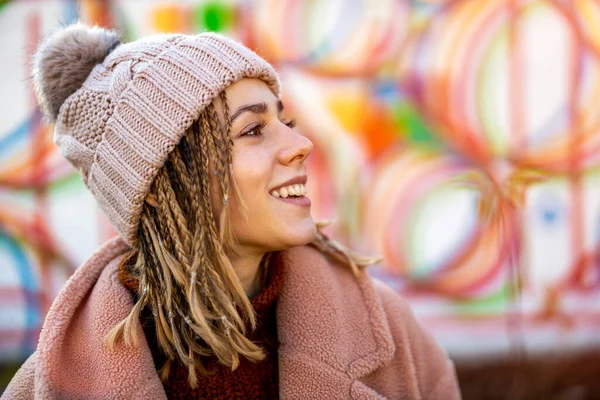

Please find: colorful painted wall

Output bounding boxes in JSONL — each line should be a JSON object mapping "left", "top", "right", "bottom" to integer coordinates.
{"left": 2, "top": 0, "right": 600, "bottom": 364}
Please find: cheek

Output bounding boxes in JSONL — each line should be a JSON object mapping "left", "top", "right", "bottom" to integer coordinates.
{"left": 231, "top": 147, "right": 273, "bottom": 211}
{"left": 229, "top": 154, "right": 275, "bottom": 244}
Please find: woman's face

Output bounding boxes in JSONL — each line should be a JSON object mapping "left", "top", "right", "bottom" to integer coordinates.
{"left": 212, "top": 78, "right": 316, "bottom": 256}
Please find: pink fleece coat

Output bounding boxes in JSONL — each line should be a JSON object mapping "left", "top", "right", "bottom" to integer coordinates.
{"left": 3, "top": 237, "right": 461, "bottom": 399}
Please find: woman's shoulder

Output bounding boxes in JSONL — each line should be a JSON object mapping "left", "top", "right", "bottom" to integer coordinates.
{"left": 368, "top": 278, "right": 461, "bottom": 399}
{"left": 7, "top": 236, "right": 164, "bottom": 399}
{"left": 69, "top": 236, "right": 131, "bottom": 288}
{"left": 286, "top": 244, "right": 425, "bottom": 327}
{"left": 277, "top": 244, "right": 460, "bottom": 398}
{"left": 39, "top": 235, "right": 132, "bottom": 352}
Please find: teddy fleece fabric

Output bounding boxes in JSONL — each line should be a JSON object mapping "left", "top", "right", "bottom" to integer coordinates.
{"left": 3, "top": 237, "right": 461, "bottom": 399}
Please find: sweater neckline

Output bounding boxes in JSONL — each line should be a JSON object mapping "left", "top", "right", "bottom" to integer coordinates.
{"left": 249, "top": 251, "right": 284, "bottom": 318}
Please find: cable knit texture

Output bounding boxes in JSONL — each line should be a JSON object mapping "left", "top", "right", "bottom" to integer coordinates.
{"left": 32, "top": 25, "right": 280, "bottom": 247}
{"left": 3, "top": 237, "right": 461, "bottom": 400}
{"left": 117, "top": 252, "right": 284, "bottom": 399}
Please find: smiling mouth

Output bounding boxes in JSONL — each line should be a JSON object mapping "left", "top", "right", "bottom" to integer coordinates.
{"left": 269, "top": 184, "right": 311, "bottom": 207}
{"left": 269, "top": 183, "right": 307, "bottom": 199}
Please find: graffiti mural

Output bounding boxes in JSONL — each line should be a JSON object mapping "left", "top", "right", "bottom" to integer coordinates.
{"left": 2, "top": 0, "right": 600, "bottom": 364}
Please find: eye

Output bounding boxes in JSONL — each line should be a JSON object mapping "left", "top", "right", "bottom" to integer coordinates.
{"left": 242, "top": 122, "right": 266, "bottom": 137}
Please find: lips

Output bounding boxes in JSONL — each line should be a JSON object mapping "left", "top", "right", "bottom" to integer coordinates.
{"left": 273, "top": 194, "right": 311, "bottom": 207}
{"left": 269, "top": 175, "right": 310, "bottom": 207}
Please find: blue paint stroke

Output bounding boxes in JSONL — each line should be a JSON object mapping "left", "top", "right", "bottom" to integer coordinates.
{"left": 0, "top": 112, "right": 39, "bottom": 160}
{"left": 0, "top": 228, "right": 41, "bottom": 358}
{"left": 62, "top": 0, "right": 79, "bottom": 25}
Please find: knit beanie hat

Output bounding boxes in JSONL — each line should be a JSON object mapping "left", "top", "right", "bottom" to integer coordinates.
{"left": 32, "top": 24, "right": 281, "bottom": 247}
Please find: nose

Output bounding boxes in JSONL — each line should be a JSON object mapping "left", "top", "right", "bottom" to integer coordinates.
{"left": 278, "top": 126, "right": 313, "bottom": 165}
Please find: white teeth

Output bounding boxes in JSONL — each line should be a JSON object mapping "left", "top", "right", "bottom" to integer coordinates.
{"left": 271, "top": 183, "right": 307, "bottom": 199}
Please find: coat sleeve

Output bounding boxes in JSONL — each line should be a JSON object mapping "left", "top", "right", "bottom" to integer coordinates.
{"left": 2, "top": 352, "right": 37, "bottom": 400}
{"left": 373, "top": 280, "right": 462, "bottom": 400}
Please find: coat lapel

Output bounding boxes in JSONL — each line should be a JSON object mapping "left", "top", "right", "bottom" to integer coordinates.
{"left": 33, "top": 239, "right": 394, "bottom": 399}
{"left": 277, "top": 245, "right": 395, "bottom": 398}
{"left": 35, "top": 237, "right": 166, "bottom": 399}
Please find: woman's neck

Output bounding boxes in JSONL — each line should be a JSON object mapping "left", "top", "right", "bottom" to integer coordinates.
{"left": 227, "top": 249, "right": 266, "bottom": 298}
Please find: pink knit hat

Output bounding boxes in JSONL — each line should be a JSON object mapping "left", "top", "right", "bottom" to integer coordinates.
{"left": 32, "top": 24, "right": 281, "bottom": 247}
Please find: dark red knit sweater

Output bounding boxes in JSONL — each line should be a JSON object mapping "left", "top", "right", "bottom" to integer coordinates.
{"left": 117, "top": 253, "right": 284, "bottom": 399}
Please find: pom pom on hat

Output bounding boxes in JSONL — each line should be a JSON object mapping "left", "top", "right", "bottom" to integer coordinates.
{"left": 32, "top": 23, "right": 121, "bottom": 122}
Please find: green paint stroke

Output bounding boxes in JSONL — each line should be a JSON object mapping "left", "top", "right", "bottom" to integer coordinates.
{"left": 112, "top": 4, "right": 138, "bottom": 40}
{"left": 392, "top": 101, "right": 439, "bottom": 147}
{"left": 479, "top": 25, "right": 510, "bottom": 156}
{"left": 193, "top": 1, "right": 235, "bottom": 32}
{"left": 453, "top": 284, "right": 509, "bottom": 315}
{"left": 49, "top": 172, "right": 85, "bottom": 195}
{"left": 0, "top": 0, "right": 10, "bottom": 12}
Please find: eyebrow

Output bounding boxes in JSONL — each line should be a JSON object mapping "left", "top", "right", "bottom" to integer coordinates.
{"left": 230, "top": 100, "right": 284, "bottom": 123}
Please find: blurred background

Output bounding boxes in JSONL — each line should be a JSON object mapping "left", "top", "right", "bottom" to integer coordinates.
{"left": 2, "top": 0, "right": 600, "bottom": 398}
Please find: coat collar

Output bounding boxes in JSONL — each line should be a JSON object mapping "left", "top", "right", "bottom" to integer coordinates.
{"left": 34, "top": 236, "right": 166, "bottom": 399}
{"left": 276, "top": 245, "right": 396, "bottom": 397}
{"left": 33, "top": 238, "right": 394, "bottom": 399}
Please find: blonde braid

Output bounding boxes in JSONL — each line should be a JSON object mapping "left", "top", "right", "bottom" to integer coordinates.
{"left": 205, "top": 101, "right": 229, "bottom": 204}
{"left": 218, "top": 92, "right": 243, "bottom": 206}
{"left": 138, "top": 213, "right": 174, "bottom": 349}
{"left": 168, "top": 146, "right": 195, "bottom": 224}
{"left": 187, "top": 124, "right": 211, "bottom": 292}
{"left": 206, "top": 97, "right": 239, "bottom": 247}
{"left": 155, "top": 170, "right": 192, "bottom": 269}
{"left": 192, "top": 108, "right": 262, "bottom": 366}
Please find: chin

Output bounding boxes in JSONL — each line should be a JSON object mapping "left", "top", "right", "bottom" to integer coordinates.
{"left": 281, "top": 219, "right": 317, "bottom": 248}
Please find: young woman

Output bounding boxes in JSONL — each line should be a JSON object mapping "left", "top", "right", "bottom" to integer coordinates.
{"left": 3, "top": 24, "right": 461, "bottom": 399}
